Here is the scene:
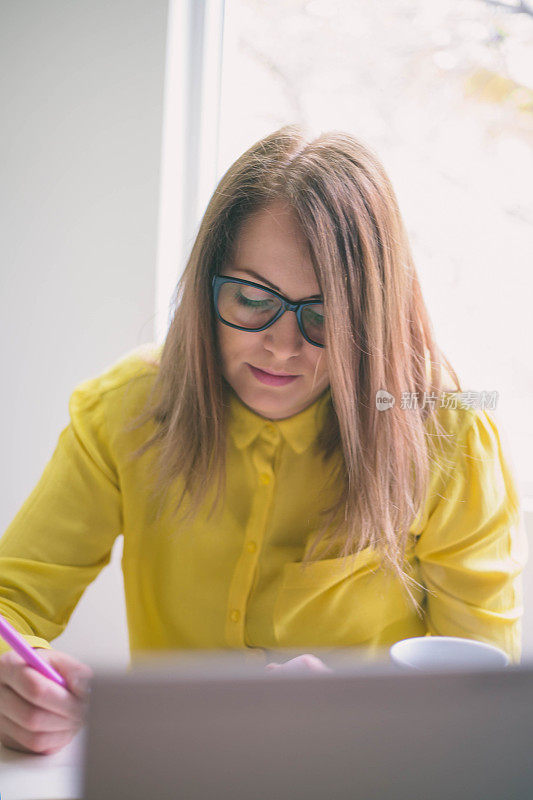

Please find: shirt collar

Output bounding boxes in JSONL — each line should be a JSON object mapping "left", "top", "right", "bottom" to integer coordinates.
{"left": 228, "top": 385, "right": 332, "bottom": 454}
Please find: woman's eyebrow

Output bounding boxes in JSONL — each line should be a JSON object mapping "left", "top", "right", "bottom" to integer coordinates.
{"left": 233, "top": 267, "right": 322, "bottom": 300}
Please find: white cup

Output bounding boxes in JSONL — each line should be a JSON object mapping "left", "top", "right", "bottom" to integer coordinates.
{"left": 390, "top": 635, "right": 510, "bottom": 671}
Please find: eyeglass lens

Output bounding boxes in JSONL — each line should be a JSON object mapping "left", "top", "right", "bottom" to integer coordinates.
{"left": 217, "top": 281, "right": 325, "bottom": 346}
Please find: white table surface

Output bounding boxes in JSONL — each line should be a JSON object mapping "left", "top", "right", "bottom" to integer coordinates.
{"left": 0, "top": 728, "right": 84, "bottom": 800}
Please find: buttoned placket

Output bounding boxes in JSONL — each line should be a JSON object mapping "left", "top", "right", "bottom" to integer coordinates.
{"left": 225, "top": 422, "right": 281, "bottom": 648}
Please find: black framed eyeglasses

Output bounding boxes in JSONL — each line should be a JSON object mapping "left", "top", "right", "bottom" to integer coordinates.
{"left": 211, "top": 274, "right": 325, "bottom": 348}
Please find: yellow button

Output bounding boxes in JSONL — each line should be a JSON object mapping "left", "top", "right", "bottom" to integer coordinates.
{"left": 246, "top": 541, "right": 257, "bottom": 553}
{"left": 230, "top": 609, "right": 240, "bottom": 623}
{"left": 259, "top": 472, "right": 271, "bottom": 485}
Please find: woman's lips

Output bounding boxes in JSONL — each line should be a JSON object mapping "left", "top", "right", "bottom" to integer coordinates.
{"left": 248, "top": 364, "right": 299, "bottom": 386}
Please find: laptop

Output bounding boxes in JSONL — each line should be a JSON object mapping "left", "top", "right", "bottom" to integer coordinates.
{"left": 81, "top": 648, "right": 533, "bottom": 800}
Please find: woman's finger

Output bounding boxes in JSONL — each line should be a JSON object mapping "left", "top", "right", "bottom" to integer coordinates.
{"left": 265, "top": 654, "right": 332, "bottom": 673}
{"left": 0, "top": 713, "right": 74, "bottom": 755}
{"left": 33, "top": 649, "right": 93, "bottom": 695}
{"left": 0, "top": 652, "right": 84, "bottom": 719}
{"left": 0, "top": 683, "right": 82, "bottom": 732}
{"left": 296, "top": 654, "right": 332, "bottom": 672}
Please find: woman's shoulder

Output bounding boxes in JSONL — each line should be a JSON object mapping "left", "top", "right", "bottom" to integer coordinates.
{"left": 425, "top": 391, "right": 513, "bottom": 501}
{"left": 423, "top": 358, "right": 478, "bottom": 441}
{"left": 68, "top": 342, "right": 163, "bottom": 420}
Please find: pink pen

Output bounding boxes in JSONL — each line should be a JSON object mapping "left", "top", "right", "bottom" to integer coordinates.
{"left": 0, "top": 612, "right": 68, "bottom": 689}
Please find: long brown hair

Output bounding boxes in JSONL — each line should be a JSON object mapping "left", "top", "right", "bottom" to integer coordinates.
{"left": 125, "top": 124, "right": 462, "bottom": 613}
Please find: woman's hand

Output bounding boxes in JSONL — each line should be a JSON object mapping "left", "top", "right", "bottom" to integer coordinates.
{"left": 0, "top": 647, "right": 93, "bottom": 755}
{"left": 265, "top": 653, "right": 332, "bottom": 673}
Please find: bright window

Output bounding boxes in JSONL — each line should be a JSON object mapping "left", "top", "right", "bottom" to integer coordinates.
{"left": 218, "top": 0, "right": 533, "bottom": 499}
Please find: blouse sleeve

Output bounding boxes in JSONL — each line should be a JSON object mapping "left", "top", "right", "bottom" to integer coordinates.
{"left": 414, "top": 408, "right": 528, "bottom": 664}
{"left": 0, "top": 380, "right": 123, "bottom": 655}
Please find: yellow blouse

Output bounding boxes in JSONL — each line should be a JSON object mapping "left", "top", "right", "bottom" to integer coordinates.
{"left": 0, "top": 344, "right": 527, "bottom": 664}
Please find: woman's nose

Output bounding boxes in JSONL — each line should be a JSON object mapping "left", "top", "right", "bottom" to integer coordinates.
{"left": 263, "top": 309, "right": 304, "bottom": 357}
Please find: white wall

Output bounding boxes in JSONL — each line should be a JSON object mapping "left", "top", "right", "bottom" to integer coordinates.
{"left": 0, "top": 1, "right": 169, "bottom": 667}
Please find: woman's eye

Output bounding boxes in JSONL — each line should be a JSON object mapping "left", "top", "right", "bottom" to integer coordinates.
{"left": 305, "top": 309, "right": 324, "bottom": 325}
{"left": 236, "top": 291, "right": 274, "bottom": 308}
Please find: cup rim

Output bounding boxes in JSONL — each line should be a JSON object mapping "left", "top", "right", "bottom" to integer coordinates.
{"left": 390, "top": 635, "right": 510, "bottom": 666}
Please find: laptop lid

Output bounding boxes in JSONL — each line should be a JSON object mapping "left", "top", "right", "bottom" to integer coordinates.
{"left": 81, "top": 650, "right": 533, "bottom": 800}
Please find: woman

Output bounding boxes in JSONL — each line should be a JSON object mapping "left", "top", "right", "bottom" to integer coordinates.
{"left": 0, "top": 125, "right": 526, "bottom": 755}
